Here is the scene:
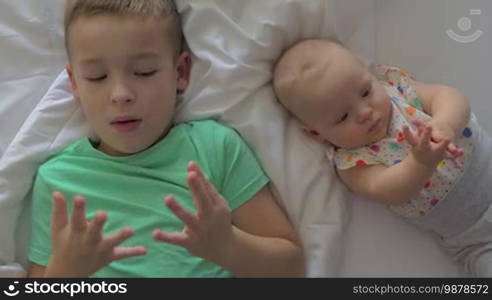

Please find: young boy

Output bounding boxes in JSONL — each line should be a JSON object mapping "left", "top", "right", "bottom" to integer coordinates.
{"left": 273, "top": 39, "right": 492, "bottom": 276}
{"left": 28, "top": 0, "right": 304, "bottom": 278}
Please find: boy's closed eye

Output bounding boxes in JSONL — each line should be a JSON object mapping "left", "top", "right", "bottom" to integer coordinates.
{"left": 86, "top": 75, "right": 107, "bottom": 82}
{"left": 85, "top": 70, "right": 158, "bottom": 82}
{"left": 134, "top": 70, "right": 158, "bottom": 77}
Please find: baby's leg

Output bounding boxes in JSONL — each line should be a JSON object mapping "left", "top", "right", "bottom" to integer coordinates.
{"left": 442, "top": 129, "right": 492, "bottom": 277}
{"left": 460, "top": 212, "right": 492, "bottom": 277}
{"left": 470, "top": 249, "right": 492, "bottom": 277}
{"left": 440, "top": 204, "right": 492, "bottom": 277}
{"left": 462, "top": 242, "right": 492, "bottom": 277}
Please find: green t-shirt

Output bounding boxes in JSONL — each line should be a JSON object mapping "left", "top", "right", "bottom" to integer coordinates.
{"left": 29, "top": 120, "right": 269, "bottom": 277}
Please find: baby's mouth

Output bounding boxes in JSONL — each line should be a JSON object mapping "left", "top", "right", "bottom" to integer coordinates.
{"left": 368, "top": 118, "right": 381, "bottom": 133}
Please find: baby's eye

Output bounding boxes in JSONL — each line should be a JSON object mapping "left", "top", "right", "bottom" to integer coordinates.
{"left": 135, "top": 70, "right": 157, "bottom": 77}
{"left": 362, "top": 89, "right": 371, "bottom": 98}
{"left": 338, "top": 113, "right": 348, "bottom": 124}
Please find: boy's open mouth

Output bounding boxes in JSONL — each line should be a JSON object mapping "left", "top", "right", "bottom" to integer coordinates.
{"left": 110, "top": 116, "right": 142, "bottom": 132}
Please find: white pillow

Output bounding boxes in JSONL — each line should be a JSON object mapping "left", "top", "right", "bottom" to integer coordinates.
{"left": 0, "top": 0, "right": 376, "bottom": 277}
{"left": 0, "top": 1, "right": 65, "bottom": 157}
{"left": 0, "top": 71, "right": 90, "bottom": 276}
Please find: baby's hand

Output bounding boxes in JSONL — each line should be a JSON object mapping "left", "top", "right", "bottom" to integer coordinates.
{"left": 412, "top": 120, "right": 464, "bottom": 168}
{"left": 403, "top": 124, "right": 450, "bottom": 167}
{"left": 46, "top": 192, "right": 147, "bottom": 277}
{"left": 153, "top": 161, "right": 233, "bottom": 264}
{"left": 416, "top": 120, "right": 455, "bottom": 142}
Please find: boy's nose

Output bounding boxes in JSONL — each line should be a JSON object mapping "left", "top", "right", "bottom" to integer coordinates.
{"left": 110, "top": 82, "right": 135, "bottom": 104}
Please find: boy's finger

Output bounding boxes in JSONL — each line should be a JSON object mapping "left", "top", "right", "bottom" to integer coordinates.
{"left": 111, "top": 246, "right": 147, "bottom": 262}
{"left": 194, "top": 165, "right": 220, "bottom": 206}
{"left": 187, "top": 171, "right": 212, "bottom": 213}
{"left": 205, "top": 179, "right": 223, "bottom": 206}
{"left": 202, "top": 177, "right": 226, "bottom": 206}
{"left": 71, "top": 196, "right": 88, "bottom": 232}
{"left": 105, "top": 227, "right": 134, "bottom": 249}
{"left": 87, "top": 210, "right": 107, "bottom": 243}
{"left": 152, "top": 229, "right": 189, "bottom": 248}
{"left": 188, "top": 161, "right": 215, "bottom": 204}
{"left": 51, "top": 191, "right": 68, "bottom": 233}
{"left": 164, "top": 196, "right": 198, "bottom": 229}
{"left": 187, "top": 161, "right": 199, "bottom": 172}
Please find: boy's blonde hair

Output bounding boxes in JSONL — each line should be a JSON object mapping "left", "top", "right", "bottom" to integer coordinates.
{"left": 64, "top": 0, "right": 182, "bottom": 57}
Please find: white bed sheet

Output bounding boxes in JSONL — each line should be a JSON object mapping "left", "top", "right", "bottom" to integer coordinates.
{"left": 0, "top": 0, "right": 463, "bottom": 277}
{"left": 0, "top": 1, "right": 65, "bottom": 157}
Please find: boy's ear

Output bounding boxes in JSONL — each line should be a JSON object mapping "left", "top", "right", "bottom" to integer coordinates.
{"left": 176, "top": 50, "right": 192, "bottom": 95}
{"left": 66, "top": 63, "right": 79, "bottom": 100}
{"left": 301, "top": 125, "right": 326, "bottom": 144}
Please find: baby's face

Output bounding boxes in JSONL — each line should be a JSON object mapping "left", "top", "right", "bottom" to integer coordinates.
{"left": 298, "top": 48, "right": 392, "bottom": 149}
{"left": 66, "top": 15, "right": 190, "bottom": 156}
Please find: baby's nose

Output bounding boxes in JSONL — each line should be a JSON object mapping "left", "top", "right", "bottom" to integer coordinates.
{"left": 357, "top": 106, "right": 373, "bottom": 123}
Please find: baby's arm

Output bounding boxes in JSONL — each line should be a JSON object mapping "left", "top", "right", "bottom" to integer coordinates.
{"left": 412, "top": 80, "right": 470, "bottom": 142}
{"left": 338, "top": 123, "right": 450, "bottom": 205}
{"left": 153, "top": 162, "right": 304, "bottom": 277}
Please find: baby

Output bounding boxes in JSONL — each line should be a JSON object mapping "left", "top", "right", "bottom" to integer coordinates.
{"left": 273, "top": 38, "right": 492, "bottom": 277}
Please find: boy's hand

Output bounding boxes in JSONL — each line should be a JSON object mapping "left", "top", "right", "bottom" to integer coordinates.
{"left": 403, "top": 124, "right": 450, "bottom": 167}
{"left": 46, "top": 192, "right": 147, "bottom": 277}
{"left": 153, "top": 161, "right": 233, "bottom": 264}
{"left": 412, "top": 120, "right": 464, "bottom": 168}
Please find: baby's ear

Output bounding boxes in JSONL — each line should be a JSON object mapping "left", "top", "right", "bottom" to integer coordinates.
{"left": 301, "top": 126, "right": 326, "bottom": 144}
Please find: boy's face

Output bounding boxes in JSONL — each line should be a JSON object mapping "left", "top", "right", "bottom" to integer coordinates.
{"left": 297, "top": 48, "right": 392, "bottom": 149}
{"left": 67, "top": 15, "right": 190, "bottom": 156}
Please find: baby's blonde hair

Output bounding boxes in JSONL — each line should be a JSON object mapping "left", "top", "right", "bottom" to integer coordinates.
{"left": 64, "top": 0, "right": 182, "bottom": 57}
{"left": 273, "top": 38, "right": 343, "bottom": 122}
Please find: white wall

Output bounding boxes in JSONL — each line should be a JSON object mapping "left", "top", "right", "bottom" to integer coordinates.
{"left": 375, "top": 0, "right": 492, "bottom": 133}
